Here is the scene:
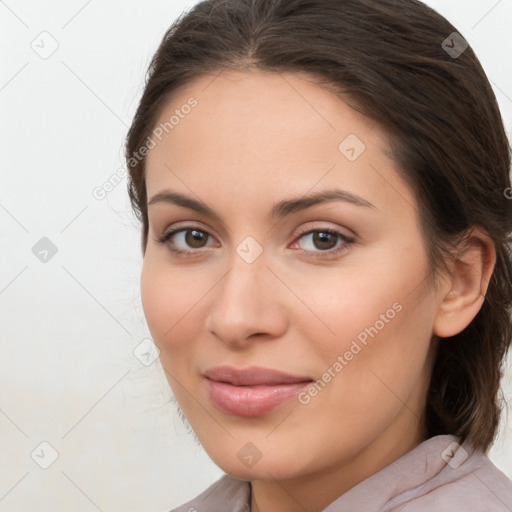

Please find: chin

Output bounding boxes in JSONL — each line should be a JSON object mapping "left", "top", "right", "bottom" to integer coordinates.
{"left": 202, "top": 439, "right": 313, "bottom": 482}
{"left": 217, "top": 458, "right": 298, "bottom": 481}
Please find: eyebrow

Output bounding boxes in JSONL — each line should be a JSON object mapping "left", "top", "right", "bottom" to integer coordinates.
{"left": 147, "top": 188, "right": 376, "bottom": 220}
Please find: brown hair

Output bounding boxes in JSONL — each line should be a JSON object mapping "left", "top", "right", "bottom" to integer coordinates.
{"left": 125, "top": 0, "right": 512, "bottom": 451}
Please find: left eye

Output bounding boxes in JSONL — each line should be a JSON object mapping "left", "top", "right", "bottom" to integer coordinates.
{"left": 295, "top": 229, "right": 352, "bottom": 252}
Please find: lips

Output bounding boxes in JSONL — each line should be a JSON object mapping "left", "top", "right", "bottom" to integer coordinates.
{"left": 203, "top": 366, "right": 313, "bottom": 417}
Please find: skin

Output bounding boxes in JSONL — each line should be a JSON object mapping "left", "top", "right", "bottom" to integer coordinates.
{"left": 140, "top": 69, "right": 495, "bottom": 512}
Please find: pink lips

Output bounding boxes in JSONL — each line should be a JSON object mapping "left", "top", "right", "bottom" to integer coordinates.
{"left": 203, "top": 366, "right": 313, "bottom": 417}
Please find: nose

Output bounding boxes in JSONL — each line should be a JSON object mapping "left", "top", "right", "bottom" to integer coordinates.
{"left": 204, "top": 253, "right": 289, "bottom": 349}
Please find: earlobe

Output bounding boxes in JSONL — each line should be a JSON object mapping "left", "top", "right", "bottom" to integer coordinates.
{"left": 433, "top": 228, "right": 496, "bottom": 338}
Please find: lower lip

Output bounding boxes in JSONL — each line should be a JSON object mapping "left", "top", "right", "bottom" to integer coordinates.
{"left": 206, "top": 379, "right": 311, "bottom": 417}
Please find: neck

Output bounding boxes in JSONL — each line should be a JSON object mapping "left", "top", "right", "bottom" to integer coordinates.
{"left": 250, "top": 414, "right": 425, "bottom": 512}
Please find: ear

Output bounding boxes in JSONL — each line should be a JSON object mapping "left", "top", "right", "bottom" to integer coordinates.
{"left": 433, "top": 227, "right": 496, "bottom": 338}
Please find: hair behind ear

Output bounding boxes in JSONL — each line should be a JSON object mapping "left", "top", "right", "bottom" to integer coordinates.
{"left": 426, "top": 239, "right": 511, "bottom": 451}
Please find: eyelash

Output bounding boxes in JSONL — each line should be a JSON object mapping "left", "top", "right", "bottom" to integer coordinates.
{"left": 155, "top": 225, "right": 355, "bottom": 259}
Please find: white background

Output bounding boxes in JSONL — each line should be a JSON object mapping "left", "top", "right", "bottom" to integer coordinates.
{"left": 1, "top": 1, "right": 511, "bottom": 511}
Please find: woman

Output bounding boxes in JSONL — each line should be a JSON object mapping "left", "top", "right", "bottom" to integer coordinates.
{"left": 124, "top": 0, "right": 512, "bottom": 510}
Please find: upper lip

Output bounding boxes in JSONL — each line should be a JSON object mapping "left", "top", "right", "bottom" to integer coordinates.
{"left": 203, "top": 366, "right": 313, "bottom": 386}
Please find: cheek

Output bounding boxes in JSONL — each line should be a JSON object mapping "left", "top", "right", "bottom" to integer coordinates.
{"left": 308, "top": 284, "right": 435, "bottom": 423}
{"left": 140, "top": 258, "right": 170, "bottom": 341}
{"left": 140, "top": 257, "right": 207, "bottom": 411}
{"left": 292, "top": 262, "right": 413, "bottom": 359}
{"left": 140, "top": 255, "right": 201, "bottom": 355}
{"left": 297, "top": 246, "right": 435, "bottom": 401}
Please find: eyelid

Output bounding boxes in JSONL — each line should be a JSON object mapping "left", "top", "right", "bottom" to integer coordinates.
{"left": 158, "top": 221, "right": 219, "bottom": 241}
{"left": 291, "top": 221, "right": 356, "bottom": 243}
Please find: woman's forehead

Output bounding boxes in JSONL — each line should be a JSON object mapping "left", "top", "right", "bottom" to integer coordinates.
{"left": 144, "top": 69, "right": 406, "bottom": 201}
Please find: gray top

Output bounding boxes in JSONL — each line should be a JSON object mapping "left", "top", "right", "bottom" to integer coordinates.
{"left": 170, "top": 435, "right": 512, "bottom": 511}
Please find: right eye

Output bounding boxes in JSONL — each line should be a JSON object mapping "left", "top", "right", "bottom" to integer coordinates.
{"left": 156, "top": 227, "right": 219, "bottom": 255}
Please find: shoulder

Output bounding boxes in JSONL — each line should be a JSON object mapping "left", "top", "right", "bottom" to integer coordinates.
{"left": 168, "top": 474, "right": 251, "bottom": 512}
{"left": 388, "top": 444, "right": 512, "bottom": 511}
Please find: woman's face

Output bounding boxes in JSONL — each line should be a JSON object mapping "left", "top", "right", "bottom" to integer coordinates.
{"left": 141, "top": 69, "right": 444, "bottom": 481}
